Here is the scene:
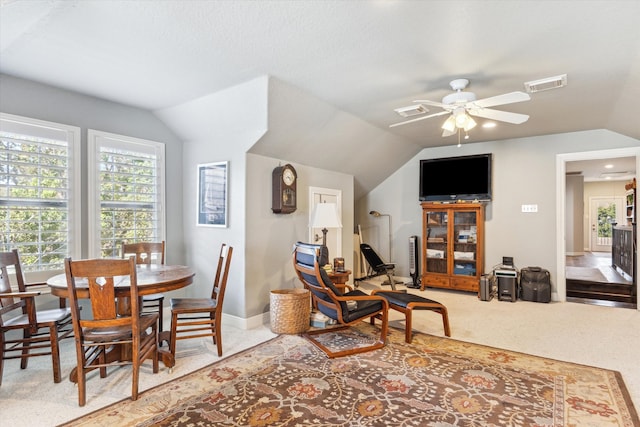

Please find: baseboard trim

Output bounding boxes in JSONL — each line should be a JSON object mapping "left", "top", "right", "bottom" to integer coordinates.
{"left": 161, "top": 307, "right": 269, "bottom": 330}
{"left": 222, "top": 312, "right": 270, "bottom": 330}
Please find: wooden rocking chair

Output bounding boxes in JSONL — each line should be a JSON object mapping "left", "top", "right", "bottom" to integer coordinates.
{"left": 292, "top": 242, "right": 389, "bottom": 358}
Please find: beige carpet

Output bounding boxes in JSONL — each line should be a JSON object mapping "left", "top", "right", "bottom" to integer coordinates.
{"left": 62, "top": 323, "right": 639, "bottom": 426}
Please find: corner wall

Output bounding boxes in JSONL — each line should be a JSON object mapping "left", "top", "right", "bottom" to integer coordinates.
{"left": 157, "top": 76, "right": 355, "bottom": 324}
{"left": 155, "top": 76, "right": 269, "bottom": 322}
{"left": 0, "top": 73, "right": 185, "bottom": 263}
{"left": 246, "top": 153, "right": 354, "bottom": 319}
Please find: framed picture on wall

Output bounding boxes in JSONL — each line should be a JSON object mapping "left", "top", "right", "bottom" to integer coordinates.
{"left": 197, "top": 161, "right": 228, "bottom": 227}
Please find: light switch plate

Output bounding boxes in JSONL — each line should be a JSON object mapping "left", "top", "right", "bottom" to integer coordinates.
{"left": 521, "top": 204, "right": 538, "bottom": 213}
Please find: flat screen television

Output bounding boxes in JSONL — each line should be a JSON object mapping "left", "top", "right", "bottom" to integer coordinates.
{"left": 419, "top": 153, "right": 492, "bottom": 202}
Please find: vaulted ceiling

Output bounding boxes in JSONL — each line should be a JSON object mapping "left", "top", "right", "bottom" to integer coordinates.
{"left": 1, "top": 0, "right": 638, "bottom": 198}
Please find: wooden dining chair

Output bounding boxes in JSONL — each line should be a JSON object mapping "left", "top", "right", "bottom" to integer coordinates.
{"left": 0, "top": 249, "right": 73, "bottom": 385}
{"left": 122, "top": 241, "right": 166, "bottom": 332}
{"left": 64, "top": 256, "right": 159, "bottom": 406}
{"left": 169, "top": 244, "right": 233, "bottom": 358}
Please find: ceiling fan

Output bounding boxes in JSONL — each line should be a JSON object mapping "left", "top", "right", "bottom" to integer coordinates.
{"left": 390, "top": 78, "right": 531, "bottom": 137}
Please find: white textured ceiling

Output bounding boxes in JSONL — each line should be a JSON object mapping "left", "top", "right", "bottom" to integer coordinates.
{"left": 1, "top": 0, "right": 639, "bottom": 195}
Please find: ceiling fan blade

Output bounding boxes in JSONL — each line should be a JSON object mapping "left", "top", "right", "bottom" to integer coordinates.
{"left": 472, "top": 91, "right": 530, "bottom": 108}
{"left": 389, "top": 111, "right": 450, "bottom": 128}
{"left": 413, "top": 99, "right": 452, "bottom": 110}
{"left": 468, "top": 108, "right": 529, "bottom": 124}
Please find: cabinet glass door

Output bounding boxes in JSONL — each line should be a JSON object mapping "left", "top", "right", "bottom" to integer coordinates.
{"left": 425, "top": 211, "right": 447, "bottom": 274}
{"left": 453, "top": 211, "right": 477, "bottom": 277}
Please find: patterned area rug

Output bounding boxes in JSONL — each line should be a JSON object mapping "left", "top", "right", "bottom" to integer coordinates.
{"left": 62, "top": 324, "right": 638, "bottom": 426}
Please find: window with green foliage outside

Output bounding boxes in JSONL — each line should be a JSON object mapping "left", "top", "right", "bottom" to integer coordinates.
{"left": 0, "top": 113, "right": 80, "bottom": 272}
{"left": 88, "top": 130, "right": 165, "bottom": 259}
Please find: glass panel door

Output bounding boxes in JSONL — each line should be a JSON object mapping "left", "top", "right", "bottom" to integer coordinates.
{"left": 590, "top": 197, "right": 624, "bottom": 252}
{"left": 453, "top": 210, "right": 477, "bottom": 277}
{"left": 425, "top": 211, "right": 447, "bottom": 274}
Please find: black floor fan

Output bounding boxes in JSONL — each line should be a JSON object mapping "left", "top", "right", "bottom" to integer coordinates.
{"left": 408, "top": 235, "right": 421, "bottom": 288}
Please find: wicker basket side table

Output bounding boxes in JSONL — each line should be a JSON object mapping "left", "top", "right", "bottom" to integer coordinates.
{"left": 270, "top": 289, "right": 310, "bottom": 334}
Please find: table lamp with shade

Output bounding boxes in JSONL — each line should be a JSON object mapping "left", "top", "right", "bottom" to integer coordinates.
{"left": 310, "top": 202, "right": 342, "bottom": 266}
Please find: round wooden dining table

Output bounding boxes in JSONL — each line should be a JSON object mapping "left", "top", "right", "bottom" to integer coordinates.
{"left": 47, "top": 264, "right": 195, "bottom": 299}
{"left": 47, "top": 264, "right": 195, "bottom": 374}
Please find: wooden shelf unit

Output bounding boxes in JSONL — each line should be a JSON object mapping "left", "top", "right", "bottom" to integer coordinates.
{"left": 421, "top": 202, "right": 484, "bottom": 292}
{"left": 625, "top": 188, "right": 635, "bottom": 226}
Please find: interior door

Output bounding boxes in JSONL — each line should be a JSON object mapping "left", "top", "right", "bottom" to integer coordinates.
{"left": 309, "top": 187, "right": 342, "bottom": 261}
{"left": 590, "top": 197, "right": 624, "bottom": 252}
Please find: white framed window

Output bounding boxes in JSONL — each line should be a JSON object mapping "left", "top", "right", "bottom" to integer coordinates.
{"left": 88, "top": 130, "right": 166, "bottom": 258}
{"left": 0, "top": 112, "right": 81, "bottom": 273}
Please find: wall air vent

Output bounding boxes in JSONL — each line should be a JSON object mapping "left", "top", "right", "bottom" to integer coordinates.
{"left": 524, "top": 74, "right": 567, "bottom": 93}
{"left": 394, "top": 104, "right": 428, "bottom": 117}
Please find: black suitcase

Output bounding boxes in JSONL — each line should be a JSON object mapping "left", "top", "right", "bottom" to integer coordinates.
{"left": 520, "top": 266, "right": 551, "bottom": 303}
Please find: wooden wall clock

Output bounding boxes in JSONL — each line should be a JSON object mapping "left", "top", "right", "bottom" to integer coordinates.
{"left": 272, "top": 164, "right": 297, "bottom": 214}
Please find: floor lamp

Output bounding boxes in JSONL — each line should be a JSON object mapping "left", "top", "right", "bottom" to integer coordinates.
{"left": 369, "top": 210, "right": 392, "bottom": 261}
{"left": 369, "top": 210, "right": 403, "bottom": 285}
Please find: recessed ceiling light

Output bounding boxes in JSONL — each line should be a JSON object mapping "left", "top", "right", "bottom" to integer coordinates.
{"left": 482, "top": 122, "right": 496, "bottom": 128}
{"left": 604, "top": 164, "right": 614, "bottom": 169}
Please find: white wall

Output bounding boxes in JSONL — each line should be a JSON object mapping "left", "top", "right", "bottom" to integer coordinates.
{"left": 357, "top": 130, "right": 639, "bottom": 300}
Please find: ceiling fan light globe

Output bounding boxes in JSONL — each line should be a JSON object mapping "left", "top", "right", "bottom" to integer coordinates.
{"left": 455, "top": 113, "right": 468, "bottom": 128}
{"left": 441, "top": 115, "right": 456, "bottom": 132}
{"left": 463, "top": 117, "right": 477, "bottom": 132}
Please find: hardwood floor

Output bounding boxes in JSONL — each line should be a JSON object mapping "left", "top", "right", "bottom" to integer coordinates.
{"left": 566, "top": 251, "right": 636, "bottom": 308}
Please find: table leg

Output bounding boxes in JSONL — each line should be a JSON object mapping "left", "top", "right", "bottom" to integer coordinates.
{"left": 157, "top": 331, "right": 175, "bottom": 369}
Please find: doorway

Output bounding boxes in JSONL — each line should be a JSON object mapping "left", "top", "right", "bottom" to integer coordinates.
{"left": 558, "top": 147, "right": 639, "bottom": 310}
{"left": 308, "top": 187, "right": 342, "bottom": 259}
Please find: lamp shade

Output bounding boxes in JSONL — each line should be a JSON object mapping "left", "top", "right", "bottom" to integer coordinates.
{"left": 310, "top": 203, "right": 342, "bottom": 229}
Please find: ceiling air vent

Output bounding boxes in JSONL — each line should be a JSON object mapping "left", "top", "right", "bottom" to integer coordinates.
{"left": 600, "top": 171, "right": 629, "bottom": 178}
{"left": 394, "top": 104, "right": 428, "bottom": 118}
{"left": 524, "top": 74, "right": 567, "bottom": 93}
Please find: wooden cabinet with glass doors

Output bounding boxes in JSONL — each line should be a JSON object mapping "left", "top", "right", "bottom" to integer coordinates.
{"left": 421, "top": 202, "right": 484, "bottom": 292}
